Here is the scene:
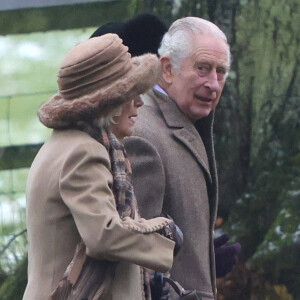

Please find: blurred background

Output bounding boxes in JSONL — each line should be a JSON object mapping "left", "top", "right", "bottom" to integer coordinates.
{"left": 0, "top": 0, "right": 299, "bottom": 299}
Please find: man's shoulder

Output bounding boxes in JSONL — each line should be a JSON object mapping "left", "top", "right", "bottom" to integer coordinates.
{"left": 135, "top": 88, "right": 167, "bottom": 124}
{"left": 133, "top": 104, "right": 165, "bottom": 138}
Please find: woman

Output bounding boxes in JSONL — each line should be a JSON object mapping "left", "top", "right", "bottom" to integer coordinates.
{"left": 110, "top": 96, "right": 144, "bottom": 141}
{"left": 23, "top": 34, "right": 181, "bottom": 300}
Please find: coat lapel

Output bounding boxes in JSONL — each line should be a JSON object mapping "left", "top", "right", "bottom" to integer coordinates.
{"left": 173, "top": 129, "right": 212, "bottom": 183}
{"left": 151, "top": 89, "right": 212, "bottom": 183}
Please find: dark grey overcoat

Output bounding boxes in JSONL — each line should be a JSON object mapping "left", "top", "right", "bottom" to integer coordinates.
{"left": 125, "top": 88, "right": 219, "bottom": 300}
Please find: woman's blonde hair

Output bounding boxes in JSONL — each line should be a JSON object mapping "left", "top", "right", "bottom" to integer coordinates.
{"left": 96, "top": 105, "right": 124, "bottom": 128}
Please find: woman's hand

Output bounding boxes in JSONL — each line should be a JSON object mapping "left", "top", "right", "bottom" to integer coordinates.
{"left": 157, "top": 213, "right": 183, "bottom": 257}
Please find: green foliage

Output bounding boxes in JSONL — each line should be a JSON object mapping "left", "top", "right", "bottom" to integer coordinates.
{"left": 0, "top": 0, "right": 135, "bottom": 35}
{"left": 174, "top": 0, "right": 209, "bottom": 19}
{"left": 235, "top": 0, "right": 299, "bottom": 161}
{"left": 0, "top": 256, "right": 27, "bottom": 300}
{"left": 213, "top": 0, "right": 300, "bottom": 297}
{"left": 228, "top": 145, "right": 300, "bottom": 297}
{"left": 0, "top": 229, "right": 27, "bottom": 274}
{"left": 251, "top": 153, "right": 300, "bottom": 296}
{"left": 127, "top": 0, "right": 143, "bottom": 16}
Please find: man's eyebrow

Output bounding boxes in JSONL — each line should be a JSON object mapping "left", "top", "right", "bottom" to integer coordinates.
{"left": 218, "top": 64, "right": 230, "bottom": 71}
{"left": 196, "top": 60, "right": 229, "bottom": 69}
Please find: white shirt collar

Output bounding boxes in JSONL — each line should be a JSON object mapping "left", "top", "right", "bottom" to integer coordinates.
{"left": 153, "top": 84, "right": 168, "bottom": 96}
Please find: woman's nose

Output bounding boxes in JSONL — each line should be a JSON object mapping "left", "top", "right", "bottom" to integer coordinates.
{"left": 133, "top": 96, "right": 144, "bottom": 108}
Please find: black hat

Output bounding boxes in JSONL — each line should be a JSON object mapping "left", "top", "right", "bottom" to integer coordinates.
{"left": 90, "top": 13, "right": 167, "bottom": 57}
{"left": 90, "top": 22, "right": 124, "bottom": 38}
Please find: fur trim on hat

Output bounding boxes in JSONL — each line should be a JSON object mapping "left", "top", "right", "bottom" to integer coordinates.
{"left": 38, "top": 54, "right": 161, "bottom": 129}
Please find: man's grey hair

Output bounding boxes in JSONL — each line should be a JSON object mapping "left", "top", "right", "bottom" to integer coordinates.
{"left": 158, "top": 17, "right": 231, "bottom": 70}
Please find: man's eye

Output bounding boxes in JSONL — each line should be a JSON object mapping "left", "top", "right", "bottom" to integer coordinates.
{"left": 197, "top": 65, "right": 209, "bottom": 75}
{"left": 198, "top": 65, "right": 208, "bottom": 71}
{"left": 216, "top": 68, "right": 227, "bottom": 80}
{"left": 217, "top": 68, "right": 226, "bottom": 74}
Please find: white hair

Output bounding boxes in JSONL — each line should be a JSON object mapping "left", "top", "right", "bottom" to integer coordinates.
{"left": 158, "top": 17, "right": 231, "bottom": 70}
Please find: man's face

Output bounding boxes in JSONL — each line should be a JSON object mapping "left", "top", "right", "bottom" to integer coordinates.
{"left": 166, "top": 34, "right": 230, "bottom": 122}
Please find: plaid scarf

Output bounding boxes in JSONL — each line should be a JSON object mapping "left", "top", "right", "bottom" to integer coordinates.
{"left": 49, "top": 126, "right": 151, "bottom": 300}
{"left": 101, "top": 127, "right": 137, "bottom": 220}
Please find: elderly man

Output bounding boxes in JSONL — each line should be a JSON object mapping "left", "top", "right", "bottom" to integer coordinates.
{"left": 125, "top": 17, "right": 239, "bottom": 300}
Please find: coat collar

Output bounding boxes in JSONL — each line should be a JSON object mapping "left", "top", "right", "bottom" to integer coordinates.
{"left": 147, "top": 88, "right": 212, "bottom": 183}
{"left": 145, "top": 87, "right": 190, "bottom": 128}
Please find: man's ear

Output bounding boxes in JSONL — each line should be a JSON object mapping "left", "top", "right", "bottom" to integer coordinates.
{"left": 160, "top": 57, "right": 174, "bottom": 84}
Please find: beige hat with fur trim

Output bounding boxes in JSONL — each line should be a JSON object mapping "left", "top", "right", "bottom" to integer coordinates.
{"left": 38, "top": 33, "right": 161, "bottom": 129}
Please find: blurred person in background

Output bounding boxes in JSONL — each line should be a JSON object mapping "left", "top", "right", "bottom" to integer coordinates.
{"left": 90, "top": 13, "right": 167, "bottom": 57}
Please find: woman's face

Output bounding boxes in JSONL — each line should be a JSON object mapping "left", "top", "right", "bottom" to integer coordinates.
{"left": 110, "top": 96, "right": 144, "bottom": 140}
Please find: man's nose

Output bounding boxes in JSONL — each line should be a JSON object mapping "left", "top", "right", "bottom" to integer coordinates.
{"left": 205, "top": 69, "right": 220, "bottom": 92}
{"left": 133, "top": 96, "right": 144, "bottom": 108}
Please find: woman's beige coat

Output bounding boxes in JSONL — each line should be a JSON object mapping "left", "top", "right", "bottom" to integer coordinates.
{"left": 23, "top": 129, "right": 174, "bottom": 300}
